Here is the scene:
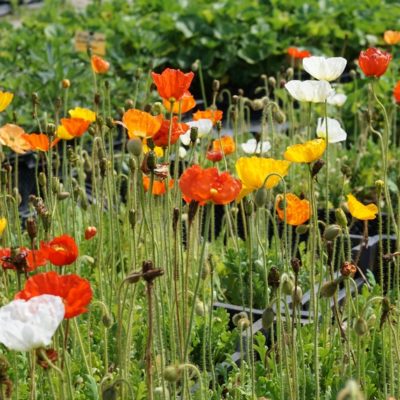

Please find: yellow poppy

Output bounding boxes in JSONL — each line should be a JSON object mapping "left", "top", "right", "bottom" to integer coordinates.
{"left": 347, "top": 194, "right": 378, "bottom": 221}
{"left": 56, "top": 125, "right": 74, "bottom": 140}
{"left": 0, "top": 217, "right": 6, "bottom": 236}
{"left": 235, "top": 157, "right": 291, "bottom": 201}
{"left": 143, "top": 139, "right": 164, "bottom": 157}
{"left": 68, "top": 107, "right": 96, "bottom": 122}
{"left": 0, "top": 92, "right": 13, "bottom": 112}
{"left": 284, "top": 138, "right": 326, "bottom": 163}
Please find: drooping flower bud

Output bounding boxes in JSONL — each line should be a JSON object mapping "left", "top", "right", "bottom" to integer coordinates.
{"left": 255, "top": 188, "right": 268, "bottom": 208}
{"left": 335, "top": 208, "right": 348, "bottom": 228}
{"left": 354, "top": 317, "right": 368, "bottom": 336}
{"left": 127, "top": 138, "right": 143, "bottom": 156}
{"left": 320, "top": 280, "right": 339, "bottom": 298}
{"left": 262, "top": 307, "right": 275, "bottom": 330}
{"left": 323, "top": 224, "right": 342, "bottom": 241}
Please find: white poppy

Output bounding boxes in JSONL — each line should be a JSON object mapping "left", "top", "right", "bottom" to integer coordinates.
{"left": 327, "top": 93, "right": 347, "bottom": 107}
{"left": 178, "top": 146, "right": 187, "bottom": 159}
{"left": 316, "top": 117, "right": 347, "bottom": 143}
{"left": 241, "top": 138, "right": 271, "bottom": 154}
{"left": 0, "top": 295, "right": 65, "bottom": 352}
{"left": 180, "top": 119, "right": 213, "bottom": 145}
{"left": 285, "top": 80, "right": 334, "bottom": 103}
{"left": 303, "top": 56, "right": 347, "bottom": 82}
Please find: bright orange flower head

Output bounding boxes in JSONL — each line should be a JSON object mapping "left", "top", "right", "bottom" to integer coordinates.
{"left": 393, "top": 81, "right": 400, "bottom": 103}
{"left": 122, "top": 109, "right": 163, "bottom": 139}
{"left": 384, "top": 30, "right": 400, "bottom": 45}
{"left": 287, "top": 47, "right": 311, "bottom": 59}
{"left": 15, "top": 271, "right": 92, "bottom": 319}
{"left": 0, "top": 124, "right": 30, "bottom": 154}
{"left": 40, "top": 234, "right": 78, "bottom": 266}
{"left": 143, "top": 175, "right": 174, "bottom": 195}
{"left": 347, "top": 194, "right": 378, "bottom": 221}
{"left": 21, "top": 133, "right": 59, "bottom": 152}
{"left": 152, "top": 68, "right": 194, "bottom": 101}
{"left": 212, "top": 135, "right": 235, "bottom": 155}
{"left": 163, "top": 91, "right": 196, "bottom": 114}
{"left": 179, "top": 165, "right": 241, "bottom": 205}
{"left": 276, "top": 193, "right": 311, "bottom": 226}
{"left": 91, "top": 55, "right": 110, "bottom": 74}
{"left": 60, "top": 118, "right": 91, "bottom": 138}
{"left": 358, "top": 48, "right": 392, "bottom": 78}
{"left": 0, "top": 247, "right": 47, "bottom": 272}
{"left": 193, "top": 109, "right": 223, "bottom": 125}
{"left": 152, "top": 116, "right": 189, "bottom": 147}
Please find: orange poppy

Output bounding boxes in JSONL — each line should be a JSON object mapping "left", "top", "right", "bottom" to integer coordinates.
{"left": 193, "top": 109, "right": 223, "bottom": 125}
{"left": 40, "top": 235, "right": 78, "bottom": 266}
{"left": 212, "top": 135, "right": 235, "bottom": 155}
{"left": 91, "top": 55, "right": 110, "bottom": 74}
{"left": 276, "top": 193, "right": 311, "bottom": 226}
{"left": 15, "top": 271, "right": 92, "bottom": 319}
{"left": 0, "top": 124, "right": 30, "bottom": 154}
{"left": 21, "top": 133, "right": 59, "bottom": 152}
{"left": 384, "top": 31, "right": 400, "bottom": 45}
{"left": 152, "top": 116, "right": 189, "bottom": 147}
{"left": 163, "top": 91, "right": 196, "bottom": 114}
{"left": 0, "top": 247, "right": 47, "bottom": 272}
{"left": 179, "top": 165, "right": 241, "bottom": 205}
{"left": 152, "top": 68, "right": 194, "bottom": 101}
{"left": 60, "top": 118, "right": 91, "bottom": 138}
{"left": 122, "top": 109, "right": 163, "bottom": 139}
{"left": 287, "top": 47, "right": 311, "bottom": 59}
{"left": 143, "top": 175, "right": 174, "bottom": 195}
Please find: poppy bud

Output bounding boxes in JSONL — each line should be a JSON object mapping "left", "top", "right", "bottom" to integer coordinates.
{"left": 151, "top": 102, "right": 164, "bottom": 115}
{"left": 41, "top": 211, "right": 52, "bottom": 232}
{"left": 212, "top": 79, "right": 220, "bottom": 92}
{"left": 38, "top": 172, "right": 47, "bottom": 187}
{"left": 26, "top": 218, "right": 37, "bottom": 241}
{"left": 94, "top": 92, "right": 101, "bottom": 106}
{"left": 128, "top": 157, "right": 136, "bottom": 174}
{"left": 102, "top": 312, "right": 113, "bottom": 328}
{"left": 367, "top": 314, "right": 376, "bottom": 327}
{"left": 125, "top": 271, "right": 141, "bottom": 284}
{"left": 232, "top": 311, "right": 248, "bottom": 326}
{"left": 190, "top": 126, "right": 198, "bottom": 143}
{"left": 237, "top": 317, "right": 250, "bottom": 330}
{"left": 129, "top": 209, "right": 136, "bottom": 230}
{"left": 238, "top": 88, "right": 244, "bottom": 96}
{"left": 146, "top": 152, "right": 157, "bottom": 171}
{"left": 311, "top": 159, "right": 325, "bottom": 177}
{"left": 57, "top": 191, "right": 70, "bottom": 201}
{"left": 52, "top": 177, "right": 60, "bottom": 194}
{"left": 268, "top": 267, "right": 280, "bottom": 288}
{"left": 100, "top": 158, "right": 108, "bottom": 178}
{"left": 279, "top": 79, "right": 287, "bottom": 88}
{"left": 268, "top": 77, "right": 276, "bottom": 88}
{"left": 354, "top": 317, "right": 368, "bottom": 336}
{"left": 195, "top": 300, "right": 207, "bottom": 316}
{"left": 272, "top": 107, "right": 286, "bottom": 124}
{"left": 323, "top": 224, "right": 342, "bottom": 241}
{"left": 13, "top": 188, "right": 21, "bottom": 205}
{"left": 96, "top": 116, "right": 104, "bottom": 129}
{"left": 375, "top": 179, "right": 384, "bottom": 197}
{"left": 341, "top": 164, "right": 352, "bottom": 178}
{"left": 335, "top": 208, "right": 348, "bottom": 228}
{"left": 201, "top": 262, "right": 210, "bottom": 280}
{"left": 349, "top": 69, "right": 357, "bottom": 79}
{"left": 252, "top": 99, "right": 264, "bottom": 111}
{"left": 46, "top": 123, "right": 55, "bottom": 137}
{"left": 164, "top": 365, "right": 181, "bottom": 382}
{"left": 340, "top": 261, "right": 357, "bottom": 278}
{"left": 295, "top": 224, "right": 309, "bottom": 235}
{"left": 188, "top": 200, "right": 199, "bottom": 225}
{"left": 62, "top": 79, "right": 70, "bottom": 88}
{"left": 232, "top": 95, "right": 239, "bottom": 105}
{"left": 85, "top": 226, "right": 97, "bottom": 240}
{"left": 106, "top": 117, "right": 114, "bottom": 129}
{"left": 32, "top": 92, "right": 39, "bottom": 105}
{"left": 191, "top": 60, "right": 199, "bottom": 71}
{"left": 127, "top": 138, "right": 143, "bottom": 156}
{"left": 291, "top": 257, "right": 301, "bottom": 274}
{"left": 292, "top": 285, "right": 303, "bottom": 304}
{"left": 281, "top": 273, "right": 294, "bottom": 295}
{"left": 262, "top": 307, "right": 275, "bottom": 330}
{"left": 243, "top": 199, "right": 254, "bottom": 216}
{"left": 255, "top": 188, "right": 268, "bottom": 208}
{"left": 320, "top": 280, "right": 339, "bottom": 298}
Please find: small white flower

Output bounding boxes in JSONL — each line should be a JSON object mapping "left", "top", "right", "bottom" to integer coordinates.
{"left": 0, "top": 295, "right": 65, "bottom": 352}
{"left": 285, "top": 80, "right": 334, "bottom": 103}
{"left": 178, "top": 146, "right": 187, "bottom": 159}
{"left": 316, "top": 117, "right": 347, "bottom": 143}
{"left": 303, "top": 56, "right": 347, "bottom": 82}
{"left": 180, "top": 119, "right": 213, "bottom": 145}
{"left": 241, "top": 138, "right": 271, "bottom": 154}
{"left": 327, "top": 93, "right": 347, "bottom": 107}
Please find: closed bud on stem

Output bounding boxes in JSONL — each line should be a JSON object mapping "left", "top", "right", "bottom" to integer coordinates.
{"left": 291, "top": 257, "right": 301, "bottom": 274}
{"left": 129, "top": 209, "right": 136, "bottom": 230}
{"left": 32, "top": 92, "right": 39, "bottom": 105}
{"left": 268, "top": 267, "right": 280, "bottom": 288}
{"left": 41, "top": 211, "right": 52, "bottom": 233}
{"left": 233, "top": 311, "right": 248, "bottom": 326}
{"left": 164, "top": 365, "right": 181, "bottom": 382}
{"left": 255, "top": 187, "right": 268, "bottom": 208}
{"left": 354, "top": 317, "right": 368, "bottom": 336}
{"left": 323, "top": 224, "right": 342, "bottom": 241}
{"left": 295, "top": 224, "right": 309, "bottom": 235}
{"left": 13, "top": 188, "right": 21, "bottom": 205}
{"left": 102, "top": 312, "right": 113, "bottom": 328}
{"left": 188, "top": 200, "right": 199, "bottom": 225}
{"left": 292, "top": 285, "right": 303, "bottom": 304}
{"left": 38, "top": 172, "right": 47, "bottom": 187}
{"left": 127, "top": 138, "right": 142, "bottom": 156}
{"left": 232, "top": 95, "right": 239, "bottom": 105}
{"left": 320, "top": 279, "right": 339, "bottom": 298}
{"left": 94, "top": 92, "right": 101, "bottom": 105}
{"left": 146, "top": 151, "right": 157, "bottom": 171}
{"left": 272, "top": 107, "right": 286, "bottom": 124}
{"left": 262, "top": 307, "right": 275, "bottom": 330}
{"left": 173, "top": 208, "right": 180, "bottom": 232}
{"left": 100, "top": 158, "right": 108, "bottom": 178}
{"left": 195, "top": 300, "right": 207, "bottom": 317}
{"left": 96, "top": 116, "right": 104, "bottom": 128}
{"left": 375, "top": 179, "right": 384, "bottom": 197}
{"left": 62, "top": 79, "right": 70, "bottom": 89}
{"left": 237, "top": 317, "right": 250, "bottom": 330}
{"left": 349, "top": 69, "right": 357, "bottom": 79}
{"left": 286, "top": 68, "right": 294, "bottom": 80}
{"left": 26, "top": 218, "right": 37, "bottom": 241}
{"left": 51, "top": 177, "right": 60, "bottom": 194}
{"left": 46, "top": 123, "right": 55, "bottom": 137}
{"left": 243, "top": 198, "right": 254, "bottom": 216}
{"left": 212, "top": 79, "right": 220, "bottom": 92}
{"left": 57, "top": 192, "right": 70, "bottom": 201}
{"left": 190, "top": 126, "right": 198, "bottom": 143}
{"left": 152, "top": 102, "right": 164, "bottom": 115}
{"left": 191, "top": 60, "right": 199, "bottom": 71}
{"left": 281, "top": 273, "right": 294, "bottom": 295}
{"left": 335, "top": 208, "right": 348, "bottom": 228}
{"left": 311, "top": 159, "right": 325, "bottom": 177}
{"left": 268, "top": 76, "right": 276, "bottom": 88}
{"left": 128, "top": 157, "right": 136, "bottom": 174}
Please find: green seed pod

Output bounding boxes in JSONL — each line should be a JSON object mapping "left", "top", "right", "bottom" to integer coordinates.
{"left": 232, "top": 311, "right": 248, "bottom": 326}
{"left": 335, "top": 208, "right": 348, "bottom": 228}
{"left": 354, "top": 317, "right": 368, "bottom": 336}
{"left": 163, "top": 365, "right": 181, "bottom": 382}
{"left": 262, "top": 307, "right": 275, "bottom": 330}
{"left": 127, "top": 138, "right": 143, "bottom": 156}
{"left": 295, "top": 224, "right": 309, "bottom": 235}
{"left": 255, "top": 187, "right": 268, "bottom": 208}
{"left": 320, "top": 280, "right": 339, "bottom": 298}
{"left": 323, "top": 224, "right": 342, "bottom": 241}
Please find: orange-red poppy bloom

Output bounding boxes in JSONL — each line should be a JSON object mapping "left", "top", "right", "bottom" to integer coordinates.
{"left": 15, "top": 271, "right": 92, "bottom": 319}
{"left": 40, "top": 235, "right": 78, "bottom": 266}
{"left": 143, "top": 175, "right": 174, "bottom": 195}
{"left": 206, "top": 150, "right": 223, "bottom": 163}
{"left": 152, "top": 117, "right": 189, "bottom": 147}
{"left": 193, "top": 109, "right": 223, "bottom": 125}
{"left": 163, "top": 91, "right": 196, "bottom": 114}
{"left": 358, "top": 48, "right": 392, "bottom": 78}
{"left": 393, "top": 81, "right": 400, "bottom": 103}
{"left": 212, "top": 135, "right": 235, "bottom": 155}
{"left": 122, "top": 109, "right": 163, "bottom": 139}
{"left": 276, "top": 193, "right": 311, "bottom": 226}
{"left": 0, "top": 247, "right": 47, "bottom": 272}
{"left": 384, "top": 31, "right": 400, "bottom": 45}
{"left": 179, "top": 165, "right": 241, "bottom": 205}
{"left": 21, "top": 133, "right": 59, "bottom": 152}
{"left": 287, "top": 47, "right": 311, "bottom": 59}
{"left": 91, "top": 55, "right": 110, "bottom": 74}
{"left": 152, "top": 68, "right": 194, "bottom": 101}
{"left": 60, "top": 118, "right": 91, "bottom": 138}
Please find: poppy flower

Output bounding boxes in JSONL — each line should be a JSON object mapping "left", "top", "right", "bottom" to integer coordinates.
{"left": 84, "top": 226, "right": 97, "bottom": 240}
{"left": 316, "top": 118, "right": 347, "bottom": 143}
{"left": 0, "top": 124, "right": 30, "bottom": 154}
{"left": 0, "top": 247, "right": 47, "bottom": 272}
{"left": 241, "top": 138, "right": 271, "bottom": 154}
{"left": 143, "top": 139, "right": 164, "bottom": 157}
{"left": 193, "top": 109, "right": 223, "bottom": 125}
{"left": 0, "top": 218, "right": 6, "bottom": 236}
{"left": 393, "top": 81, "right": 400, "bottom": 103}
{"left": 384, "top": 30, "right": 400, "bottom": 45}
{"left": 179, "top": 165, "right": 241, "bottom": 205}
{"left": 347, "top": 194, "right": 378, "bottom": 221}
{"left": 276, "top": 193, "right": 311, "bottom": 226}
{"left": 284, "top": 139, "right": 326, "bottom": 163}
{"left": 206, "top": 150, "right": 223, "bottom": 162}
{"left": 40, "top": 234, "right": 78, "bottom": 266}
{"left": 303, "top": 56, "right": 347, "bottom": 82}
{"left": 285, "top": 80, "right": 334, "bottom": 103}
{"left": 235, "top": 157, "right": 291, "bottom": 201}
{"left": 0, "top": 295, "right": 65, "bottom": 351}
{"left": 163, "top": 91, "right": 196, "bottom": 114}
{"left": 180, "top": 119, "right": 213, "bottom": 145}
{"left": 212, "top": 135, "right": 235, "bottom": 155}
{"left": 152, "top": 117, "right": 189, "bottom": 147}
{"left": 122, "top": 109, "right": 163, "bottom": 139}
{"left": 152, "top": 68, "right": 194, "bottom": 101}
{"left": 60, "top": 118, "right": 91, "bottom": 138}
{"left": 21, "top": 133, "right": 60, "bottom": 152}
{"left": 91, "top": 55, "right": 110, "bottom": 74}
{"left": 358, "top": 48, "right": 392, "bottom": 78}
{"left": 143, "top": 175, "right": 174, "bottom": 195}
{"left": 327, "top": 93, "right": 347, "bottom": 107}
{"left": 0, "top": 91, "right": 13, "bottom": 112}
{"left": 15, "top": 271, "right": 93, "bottom": 319}
{"left": 68, "top": 107, "right": 96, "bottom": 122}
{"left": 287, "top": 47, "right": 311, "bottom": 59}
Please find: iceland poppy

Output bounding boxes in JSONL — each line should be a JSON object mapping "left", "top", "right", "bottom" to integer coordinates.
{"left": 152, "top": 117, "right": 189, "bottom": 147}
{"left": 276, "top": 193, "right": 311, "bottom": 226}
{"left": 358, "top": 48, "right": 392, "bottom": 78}
{"left": 152, "top": 68, "right": 194, "bottom": 101}
{"left": 40, "top": 234, "right": 78, "bottom": 266}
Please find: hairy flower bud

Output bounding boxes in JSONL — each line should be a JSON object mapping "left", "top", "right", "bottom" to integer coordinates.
{"left": 127, "top": 138, "right": 143, "bottom": 156}
{"left": 262, "top": 307, "right": 275, "bottom": 330}
{"left": 255, "top": 188, "right": 268, "bottom": 208}
{"left": 335, "top": 208, "right": 348, "bottom": 228}
{"left": 320, "top": 280, "right": 339, "bottom": 298}
{"left": 323, "top": 224, "right": 342, "bottom": 241}
{"left": 354, "top": 317, "right": 368, "bottom": 336}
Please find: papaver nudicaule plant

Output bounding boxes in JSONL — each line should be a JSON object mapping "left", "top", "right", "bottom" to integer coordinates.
{"left": 0, "top": 295, "right": 65, "bottom": 351}
{"left": 285, "top": 80, "right": 333, "bottom": 103}
{"left": 316, "top": 117, "right": 347, "bottom": 143}
{"left": 303, "top": 56, "right": 347, "bottom": 82}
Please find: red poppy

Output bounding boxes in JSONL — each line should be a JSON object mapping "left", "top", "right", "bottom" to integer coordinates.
{"left": 61, "top": 118, "right": 91, "bottom": 138}
{"left": 206, "top": 150, "right": 223, "bottom": 163}
{"left": 152, "top": 117, "right": 189, "bottom": 147}
{"left": 179, "top": 165, "right": 241, "bottom": 205}
{"left": 358, "top": 48, "right": 392, "bottom": 78}
{"left": 287, "top": 47, "right": 311, "bottom": 59}
{"left": 84, "top": 226, "right": 97, "bottom": 240}
{"left": 15, "top": 271, "right": 92, "bottom": 319}
{"left": 91, "top": 55, "right": 110, "bottom": 74}
{"left": 0, "top": 247, "right": 47, "bottom": 272}
{"left": 393, "top": 81, "right": 400, "bottom": 103}
{"left": 143, "top": 175, "right": 174, "bottom": 195}
{"left": 152, "top": 68, "right": 194, "bottom": 101}
{"left": 40, "top": 235, "right": 78, "bottom": 266}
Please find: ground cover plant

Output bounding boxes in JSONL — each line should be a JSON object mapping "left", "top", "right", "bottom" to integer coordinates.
{"left": 1, "top": 1, "right": 400, "bottom": 400}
